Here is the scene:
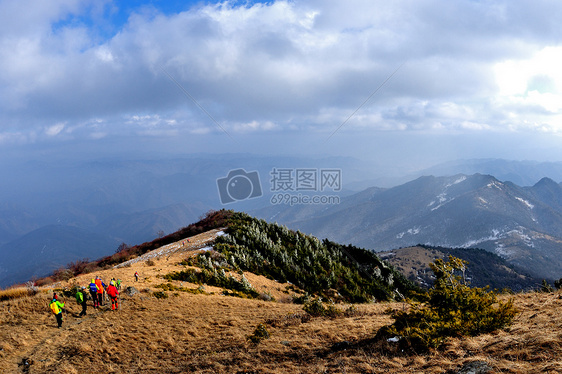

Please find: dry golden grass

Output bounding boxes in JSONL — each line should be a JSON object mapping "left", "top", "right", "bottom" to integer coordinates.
{"left": 0, "top": 287, "right": 30, "bottom": 301}
{"left": 2, "top": 231, "right": 562, "bottom": 373}
{"left": 4, "top": 290, "right": 562, "bottom": 373}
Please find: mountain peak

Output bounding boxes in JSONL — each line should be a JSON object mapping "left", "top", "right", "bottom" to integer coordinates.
{"left": 533, "top": 176, "right": 559, "bottom": 188}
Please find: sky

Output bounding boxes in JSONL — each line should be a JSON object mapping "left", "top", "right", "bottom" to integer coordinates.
{"left": 2, "top": 0, "right": 562, "bottom": 170}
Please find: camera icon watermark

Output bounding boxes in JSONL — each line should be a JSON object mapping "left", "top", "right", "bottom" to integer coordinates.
{"left": 216, "top": 168, "right": 263, "bottom": 204}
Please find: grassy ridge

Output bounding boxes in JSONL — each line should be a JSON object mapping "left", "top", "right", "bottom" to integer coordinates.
{"left": 26, "top": 209, "right": 418, "bottom": 304}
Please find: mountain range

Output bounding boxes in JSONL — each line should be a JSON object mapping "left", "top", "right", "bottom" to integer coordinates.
{"left": 255, "top": 173, "right": 562, "bottom": 280}
{"left": 3, "top": 156, "right": 562, "bottom": 288}
{"left": 0, "top": 225, "right": 119, "bottom": 287}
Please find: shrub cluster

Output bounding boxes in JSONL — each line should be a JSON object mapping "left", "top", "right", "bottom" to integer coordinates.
{"left": 377, "top": 255, "right": 518, "bottom": 351}
{"left": 164, "top": 264, "right": 260, "bottom": 299}
{"left": 302, "top": 297, "right": 342, "bottom": 318}
{"left": 153, "top": 290, "right": 168, "bottom": 299}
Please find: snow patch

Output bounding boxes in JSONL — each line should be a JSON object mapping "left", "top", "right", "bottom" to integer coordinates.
{"left": 431, "top": 197, "right": 455, "bottom": 211}
{"left": 506, "top": 229, "right": 535, "bottom": 248}
{"left": 462, "top": 227, "right": 536, "bottom": 251}
{"left": 515, "top": 197, "right": 534, "bottom": 209}
{"left": 460, "top": 228, "right": 502, "bottom": 247}
{"left": 451, "top": 176, "right": 467, "bottom": 185}
{"left": 408, "top": 227, "right": 421, "bottom": 235}
{"left": 396, "top": 227, "right": 421, "bottom": 238}
{"left": 495, "top": 243, "right": 513, "bottom": 257}
{"left": 487, "top": 181, "right": 503, "bottom": 190}
{"left": 429, "top": 177, "right": 464, "bottom": 211}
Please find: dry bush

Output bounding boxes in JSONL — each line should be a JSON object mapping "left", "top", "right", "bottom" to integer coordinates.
{"left": 145, "top": 259, "right": 156, "bottom": 266}
{"left": 35, "top": 277, "right": 54, "bottom": 287}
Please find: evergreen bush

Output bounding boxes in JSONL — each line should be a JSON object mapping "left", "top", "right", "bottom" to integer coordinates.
{"left": 377, "top": 255, "right": 518, "bottom": 351}
{"left": 247, "top": 323, "right": 270, "bottom": 345}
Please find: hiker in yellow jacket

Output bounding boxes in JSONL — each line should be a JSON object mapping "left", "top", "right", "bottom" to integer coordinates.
{"left": 49, "top": 297, "right": 65, "bottom": 328}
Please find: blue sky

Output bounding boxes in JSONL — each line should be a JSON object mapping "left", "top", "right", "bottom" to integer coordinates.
{"left": 2, "top": 0, "right": 562, "bottom": 171}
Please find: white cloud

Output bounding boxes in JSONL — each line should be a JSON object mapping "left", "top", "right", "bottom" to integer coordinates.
{"left": 1, "top": 0, "right": 562, "bottom": 151}
{"left": 45, "top": 123, "right": 66, "bottom": 136}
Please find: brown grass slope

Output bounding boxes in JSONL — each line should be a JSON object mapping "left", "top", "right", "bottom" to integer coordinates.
{"left": 2, "top": 230, "right": 562, "bottom": 373}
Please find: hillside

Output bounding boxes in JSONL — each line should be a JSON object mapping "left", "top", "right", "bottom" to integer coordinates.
{"left": 255, "top": 173, "right": 562, "bottom": 279}
{"left": 380, "top": 245, "right": 541, "bottom": 291}
{"left": 2, "top": 222, "right": 562, "bottom": 373}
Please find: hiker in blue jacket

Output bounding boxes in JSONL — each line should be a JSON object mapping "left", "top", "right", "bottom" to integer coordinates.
{"left": 89, "top": 278, "right": 99, "bottom": 308}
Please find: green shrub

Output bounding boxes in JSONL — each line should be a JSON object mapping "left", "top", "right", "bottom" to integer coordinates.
{"left": 325, "top": 300, "right": 342, "bottom": 318}
{"left": 303, "top": 297, "right": 326, "bottom": 317}
{"left": 377, "top": 255, "right": 518, "bottom": 351}
{"left": 540, "top": 279, "right": 554, "bottom": 293}
{"left": 153, "top": 290, "right": 168, "bottom": 299}
{"left": 302, "top": 297, "right": 344, "bottom": 318}
{"left": 164, "top": 268, "right": 261, "bottom": 299}
{"left": 155, "top": 282, "right": 179, "bottom": 291}
{"left": 247, "top": 323, "right": 270, "bottom": 345}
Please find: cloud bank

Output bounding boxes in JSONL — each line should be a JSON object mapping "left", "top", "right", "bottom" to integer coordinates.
{"left": 1, "top": 0, "right": 562, "bottom": 155}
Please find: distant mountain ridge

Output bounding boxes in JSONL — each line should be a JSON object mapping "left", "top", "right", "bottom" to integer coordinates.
{"left": 255, "top": 173, "right": 562, "bottom": 279}
{"left": 0, "top": 225, "right": 120, "bottom": 287}
{"left": 0, "top": 202, "right": 209, "bottom": 288}
{"left": 419, "top": 159, "right": 562, "bottom": 187}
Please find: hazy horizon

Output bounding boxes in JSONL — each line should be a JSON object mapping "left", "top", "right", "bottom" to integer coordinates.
{"left": 2, "top": 1, "right": 562, "bottom": 171}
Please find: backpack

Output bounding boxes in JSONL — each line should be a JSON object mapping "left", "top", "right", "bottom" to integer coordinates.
{"left": 107, "top": 285, "right": 117, "bottom": 298}
{"left": 76, "top": 291, "right": 84, "bottom": 304}
{"left": 89, "top": 283, "right": 97, "bottom": 293}
{"left": 50, "top": 301, "right": 60, "bottom": 314}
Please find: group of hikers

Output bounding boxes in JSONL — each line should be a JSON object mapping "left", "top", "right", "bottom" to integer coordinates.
{"left": 89, "top": 276, "right": 121, "bottom": 310}
{"left": 49, "top": 276, "right": 122, "bottom": 328}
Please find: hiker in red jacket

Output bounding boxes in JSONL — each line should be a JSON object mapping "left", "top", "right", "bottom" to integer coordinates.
{"left": 107, "top": 280, "right": 119, "bottom": 310}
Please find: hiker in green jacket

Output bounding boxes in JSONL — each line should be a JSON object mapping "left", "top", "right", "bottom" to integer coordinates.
{"left": 76, "top": 286, "right": 88, "bottom": 317}
{"left": 49, "top": 298, "right": 65, "bottom": 328}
